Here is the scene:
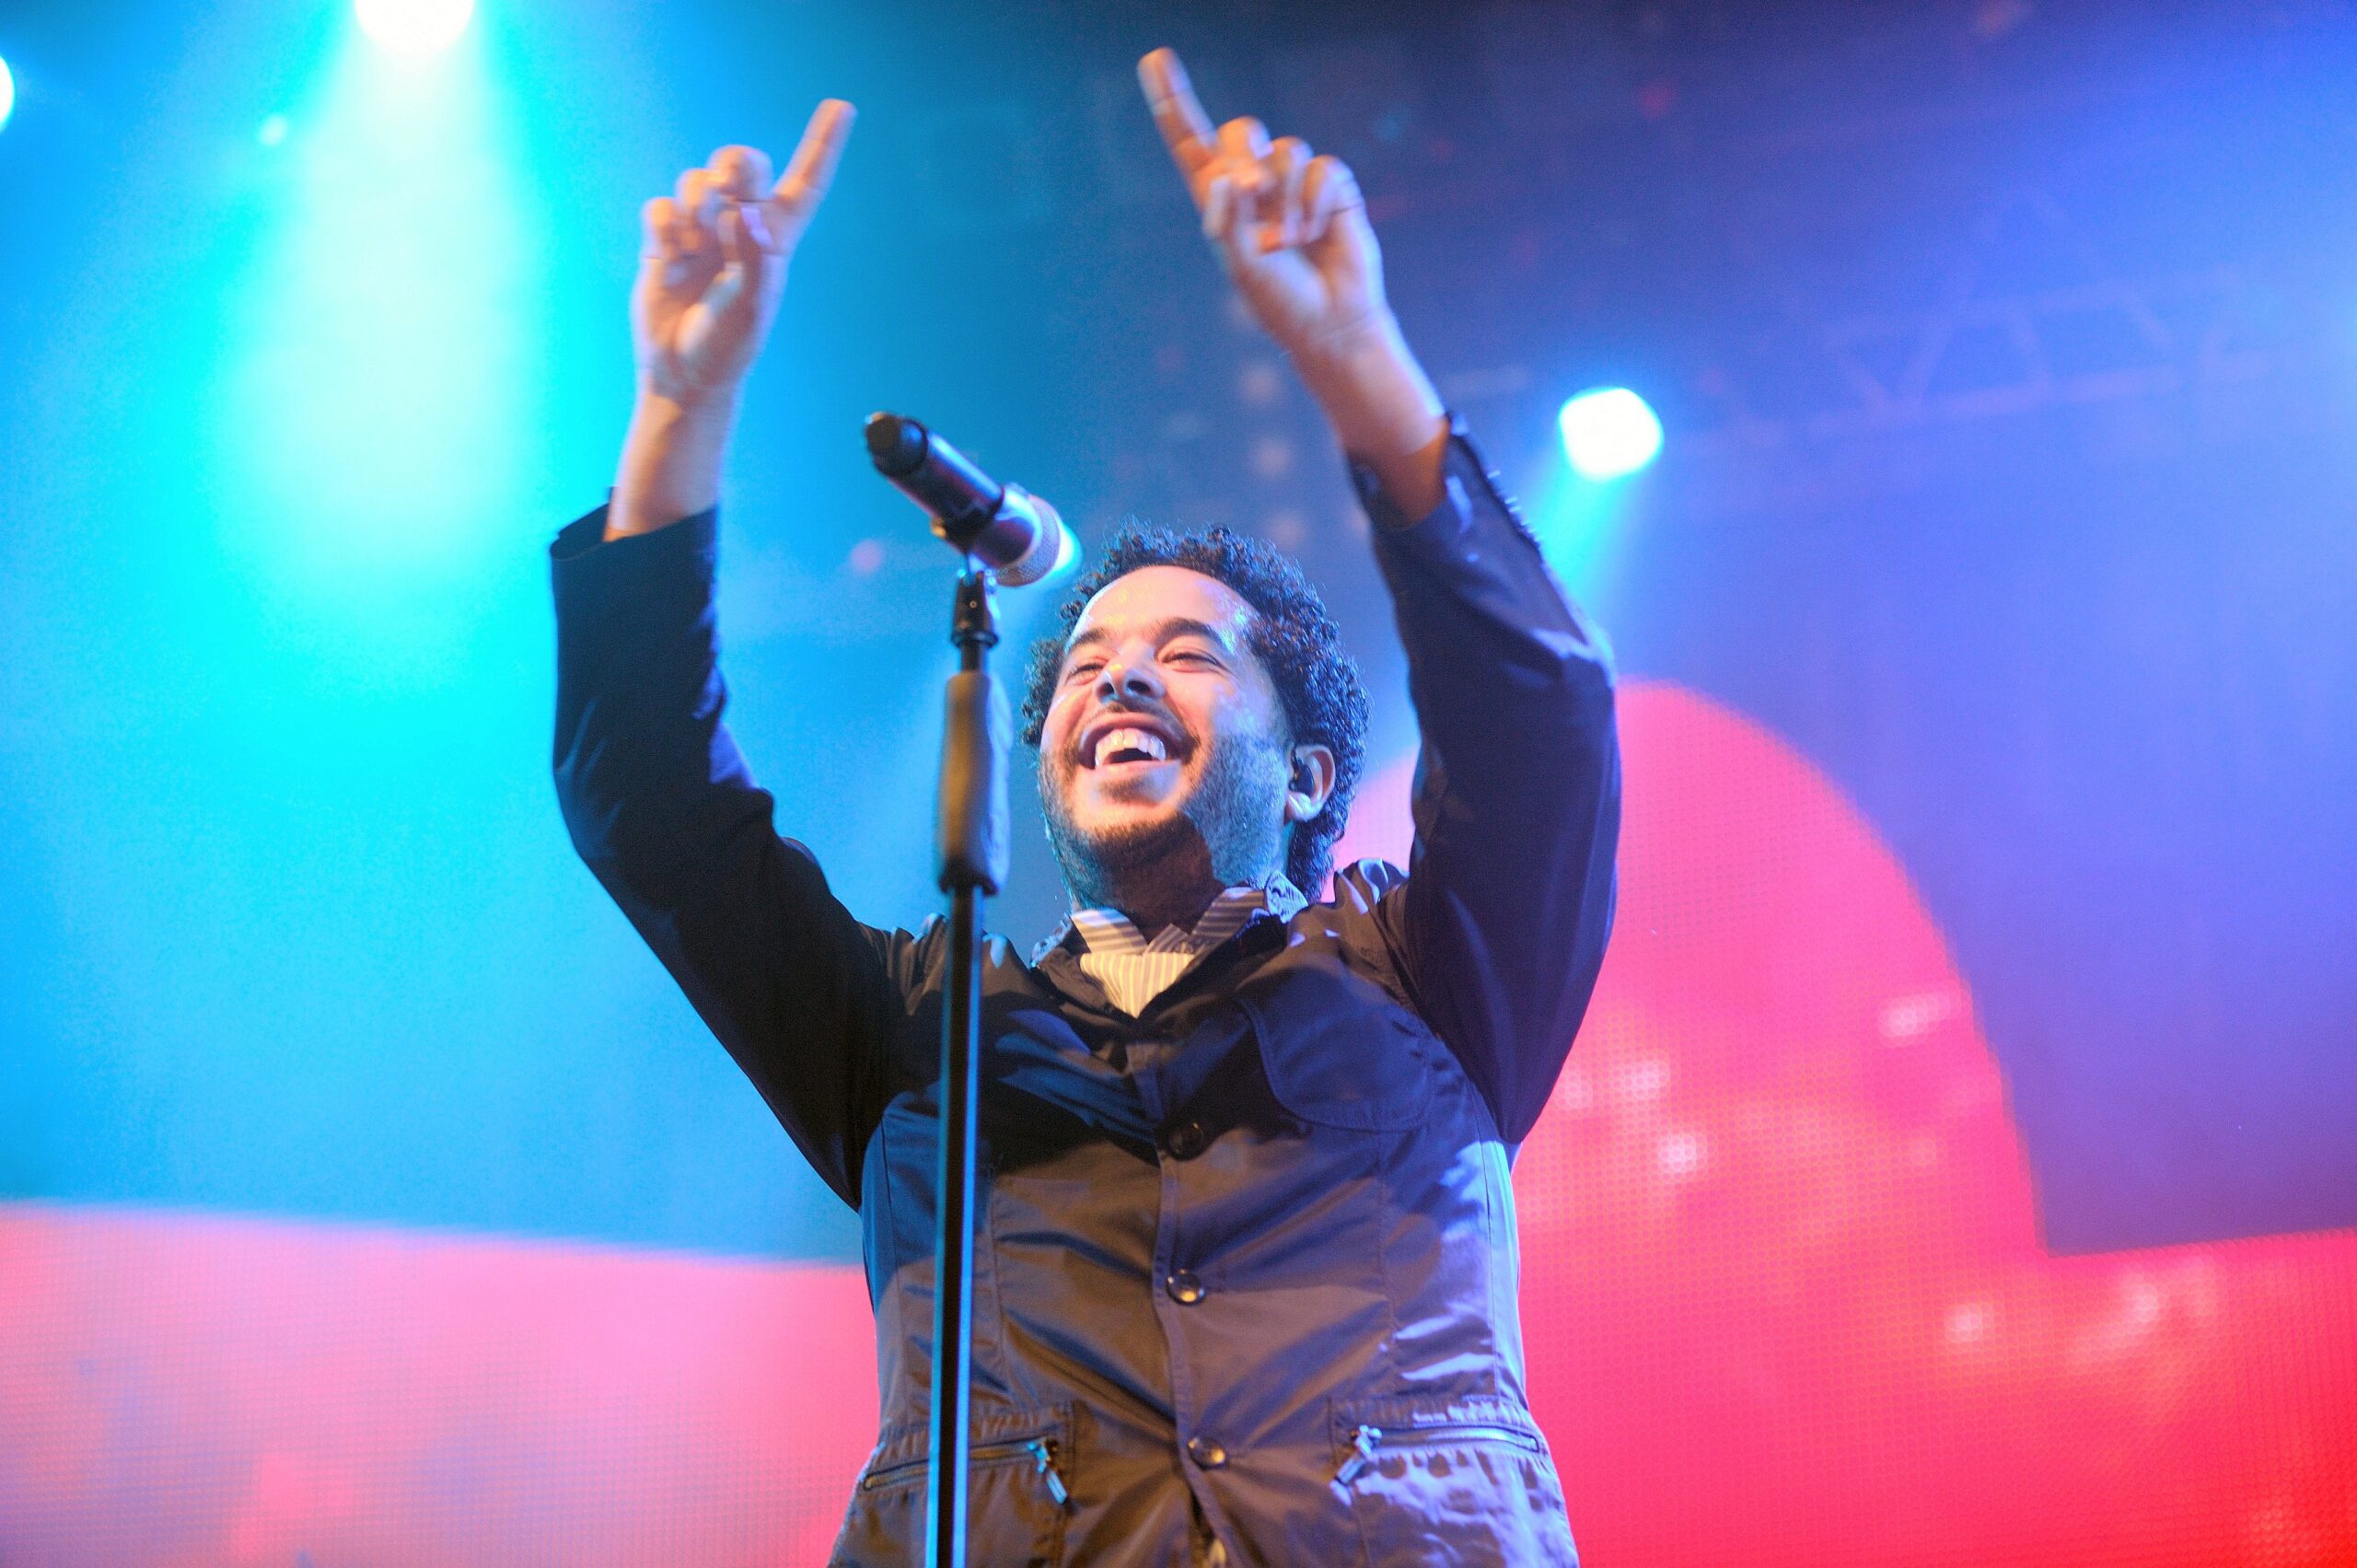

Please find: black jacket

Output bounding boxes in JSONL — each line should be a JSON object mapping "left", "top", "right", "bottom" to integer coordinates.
{"left": 552, "top": 423, "right": 1620, "bottom": 1565}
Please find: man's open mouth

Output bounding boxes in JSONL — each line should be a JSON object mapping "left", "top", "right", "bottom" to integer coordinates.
{"left": 1090, "top": 726, "right": 1171, "bottom": 769}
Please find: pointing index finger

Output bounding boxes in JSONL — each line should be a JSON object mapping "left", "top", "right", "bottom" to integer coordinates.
{"left": 774, "top": 99, "right": 856, "bottom": 212}
{"left": 1139, "top": 47, "right": 1216, "bottom": 182}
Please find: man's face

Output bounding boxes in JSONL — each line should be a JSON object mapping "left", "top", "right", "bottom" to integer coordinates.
{"left": 1038, "top": 565, "right": 1309, "bottom": 901}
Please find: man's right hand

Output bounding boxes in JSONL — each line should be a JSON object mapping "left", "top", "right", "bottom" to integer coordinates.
{"left": 608, "top": 100, "right": 855, "bottom": 540}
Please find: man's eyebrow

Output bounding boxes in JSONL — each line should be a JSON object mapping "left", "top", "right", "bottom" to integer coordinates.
{"left": 1062, "top": 616, "right": 1240, "bottom": 657}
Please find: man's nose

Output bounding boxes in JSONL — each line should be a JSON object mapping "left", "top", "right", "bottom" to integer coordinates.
{"left": 1097, "top": 655, "right": 1162, "bottom": 702}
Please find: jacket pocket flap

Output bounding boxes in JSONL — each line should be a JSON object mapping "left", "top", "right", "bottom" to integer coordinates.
{"left": 1239, "top": 967, "right": 1438, "bottom": 1132}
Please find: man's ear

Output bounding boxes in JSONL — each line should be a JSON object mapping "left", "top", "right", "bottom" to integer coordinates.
{"left": 1283, "top": 743, "right": 1338, "bottom": 825}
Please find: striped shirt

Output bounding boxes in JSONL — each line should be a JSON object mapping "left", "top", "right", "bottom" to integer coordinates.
{"left": 1052, "top": 877, "right": 1307, "bottom": 1017}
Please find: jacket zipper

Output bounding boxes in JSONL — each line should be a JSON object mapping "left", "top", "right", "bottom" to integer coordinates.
{"left": 862, "top": 1434, "right": 1071, "bottom": 1509}
{"left": 1333, "top": 1420, "right": 1546, "bottom": 1486}
{"left": 1025, "top": 1437, "right": 1072, "bottom": 1508}
{"left": 1334, "top": 1423, "right": 1384, "bottom": 1486}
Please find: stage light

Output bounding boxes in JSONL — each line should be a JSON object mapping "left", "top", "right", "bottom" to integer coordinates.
{"left": 1557, "top": 387, "right": 1663, "bottom": 482}
{"left": 221, "top": 3, "right": 527, "bottom": 600}
{"left": 354, "top": 0, "right": 474, "bottom": 54}
{"left": 0, "top": 55, "right": 17, "bottom": 133}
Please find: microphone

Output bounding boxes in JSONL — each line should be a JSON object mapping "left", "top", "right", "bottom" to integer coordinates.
{"left": 865, "top": 412, "right": 1078, "bottom": 587}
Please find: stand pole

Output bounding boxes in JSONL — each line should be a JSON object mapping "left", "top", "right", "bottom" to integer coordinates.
{"left": 926, "top": 567, "right": 1005, "bottom": 1568}
{"left": 928, "top": 880, "right": 982, "bottom": 1568}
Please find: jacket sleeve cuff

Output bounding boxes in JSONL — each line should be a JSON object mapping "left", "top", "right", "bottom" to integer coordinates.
{"left": 1354, "top": 413, "right": 1615, "bottom": 679}
{"left": 1346, "top": 413, "right": 1537, "bottom": 546}
{"left": 549, "top": 502, "right": 719, "bottom": 563}
{"left": 549, "top": 503, "right": 723, "bottom": 646}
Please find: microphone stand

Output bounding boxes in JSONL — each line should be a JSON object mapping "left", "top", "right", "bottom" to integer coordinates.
{"left": 926, "top": 560, "right": 1010, "bottom": 1568}
{"left": 865, "top": 409, "right": 1041, "bottom": 1568}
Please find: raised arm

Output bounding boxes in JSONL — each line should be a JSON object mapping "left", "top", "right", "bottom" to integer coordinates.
{"left": 553, "top": 104, "right": 907, "bottom": 1205}
{"left": 1139, "top": 50, "right": 1620, "bottom": 1143}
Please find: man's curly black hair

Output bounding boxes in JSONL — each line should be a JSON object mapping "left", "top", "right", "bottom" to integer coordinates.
{"left": 1020, "top": 524, "right": 1369, "bottom": 898}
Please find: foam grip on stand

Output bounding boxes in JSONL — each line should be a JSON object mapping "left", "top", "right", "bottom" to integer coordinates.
{"left": 936, "top": 670, "right": 1011, "bottom": 895}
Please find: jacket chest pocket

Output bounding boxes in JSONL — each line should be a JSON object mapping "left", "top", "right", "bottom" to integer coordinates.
{"left": 1329, "top": 1403, "right": 1578, "bottom": 1567}
{"left": 830, "top": 1408, "right": 1074, "bottom": 1567}
{"left": 1238, "top": 967, "right": 1438, "bottom": 1132}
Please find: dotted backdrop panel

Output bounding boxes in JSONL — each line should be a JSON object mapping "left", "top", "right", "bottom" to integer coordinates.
{"left": 1340, "top": 681, "right": 2357, "bottom": 1567}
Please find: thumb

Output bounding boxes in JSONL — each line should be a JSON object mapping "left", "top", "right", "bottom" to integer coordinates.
{"left": 691, "top": 204, "right": 758, "bottom": 331}
{"left": 1202, "top": 174, "right": 1262, "bottom": 279}
{"left": 718, "top": 203, "right": 773, "bottom": 274}
{"left": 714, "top": 203, "right": 780, "bottom": 311}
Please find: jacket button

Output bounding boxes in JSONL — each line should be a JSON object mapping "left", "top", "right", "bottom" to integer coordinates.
{"left": 1165, "top": 1120, "right": 1207, "bottom": 1159}
{"left": 1166, "top": 1269, "right": 1205, "bottom": 1305}
{"left": 1186, "top": 1434, "right": 1228, "bottom": 1469}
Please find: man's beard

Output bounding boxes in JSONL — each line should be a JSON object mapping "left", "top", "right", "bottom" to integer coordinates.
{"left": 1040, "top": 727, "right": 1292, "bottom": 916}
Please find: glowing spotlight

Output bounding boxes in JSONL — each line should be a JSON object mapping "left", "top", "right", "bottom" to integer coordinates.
{"left": 0, "top": 55, "right": 17, "bottom": 133}
{"left": 256, "top": 114, "right": 290, "bottom": 148}
{"left": 1557, "top": 387, "right": 1663, "bottom": 482}
{"left": 354, "top": 0, "right": 474, "bottom": 54}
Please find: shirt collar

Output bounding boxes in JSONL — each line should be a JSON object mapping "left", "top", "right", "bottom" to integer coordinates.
{"left": 1030, "top": 876, "right": 1306, "bottom": 966}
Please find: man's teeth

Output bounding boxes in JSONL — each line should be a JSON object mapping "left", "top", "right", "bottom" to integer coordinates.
{"left": 1093, "top": 727, "right": 1169, "bottom": 767}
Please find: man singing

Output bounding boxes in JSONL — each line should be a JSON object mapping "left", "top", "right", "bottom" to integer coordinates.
{"left": 553, "top": 48, "right": 1620, "bottom": 1567}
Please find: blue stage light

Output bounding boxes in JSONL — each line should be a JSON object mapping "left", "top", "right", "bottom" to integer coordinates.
{"left": 0, "top": 55, "right": 17, "bottom": 133}
{"left": 1557, "top": 387, "right": 1663, "bottom": 482}
{"left": 354, "top": 0, "right": 474, "bottom": 54}
{"left": 222, "top": 4, "right": 527, "bottom": 596}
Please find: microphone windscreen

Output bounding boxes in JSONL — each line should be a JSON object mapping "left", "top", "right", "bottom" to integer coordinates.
{"left": 994, "top": 494, "right": 1079, "bottom": 588}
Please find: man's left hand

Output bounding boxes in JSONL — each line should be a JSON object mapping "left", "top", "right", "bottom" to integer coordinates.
{"left": 1140, "top": 47, "right": 1447, "bottom": 516}
{"left": 1139, "top": 47, "right": 1385, "bottom": 362}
